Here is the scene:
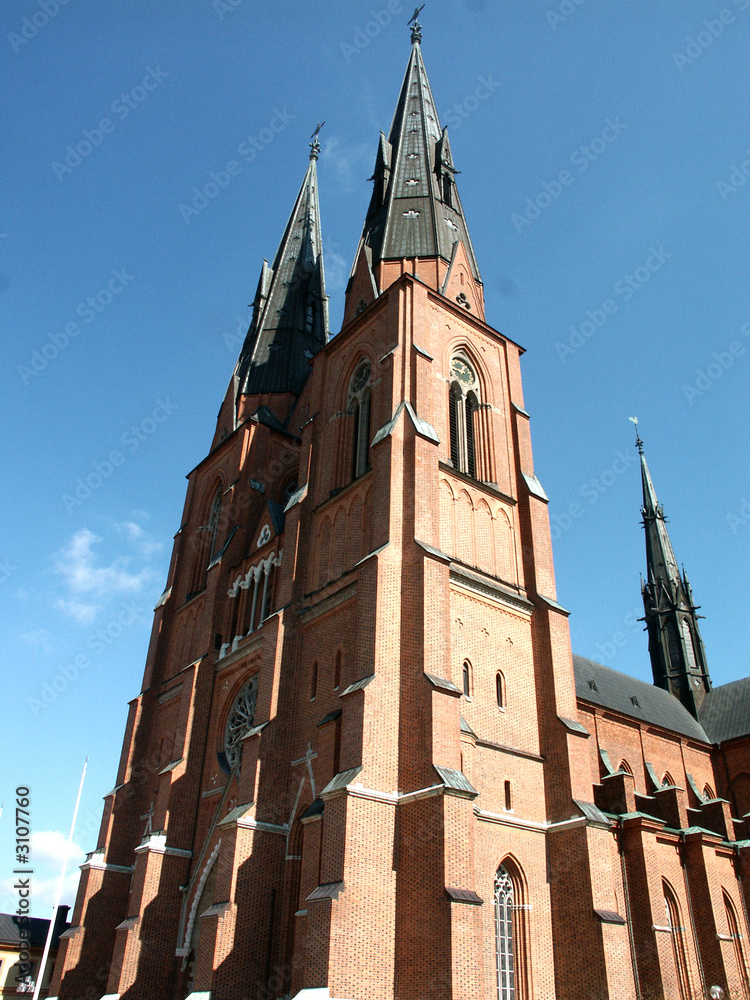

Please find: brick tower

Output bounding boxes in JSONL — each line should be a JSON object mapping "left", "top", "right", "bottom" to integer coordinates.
{"left": 52, "top": 21, "right": 639, "bottom": 1000}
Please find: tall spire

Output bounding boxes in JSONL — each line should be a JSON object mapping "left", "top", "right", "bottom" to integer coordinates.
{"left": 235, "top": 141, "right": 328, "bottom": 400}
{"left": 347, "top": 21, "right": 482, "bottom": 310}
{"left": 631, "top": 420, "right": 711, "bottom": 716}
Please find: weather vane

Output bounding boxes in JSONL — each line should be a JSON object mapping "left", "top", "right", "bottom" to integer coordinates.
{"left": 409, "top": 4, "right": 425, "bottom": 43}
{"left": 309, "top": 121, "right": 325, "bottom": 160}
{"left": 628, "top": 416, "right": 644, "bottom": 454}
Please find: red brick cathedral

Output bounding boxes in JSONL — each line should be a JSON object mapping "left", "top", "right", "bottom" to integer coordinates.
{"left": 52, "top": 21, "right": 750, "bottom": 1000}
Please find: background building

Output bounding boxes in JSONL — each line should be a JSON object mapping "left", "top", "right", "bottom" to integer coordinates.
{"left": 0, "top": 907, "right": 69, "bottom": 997}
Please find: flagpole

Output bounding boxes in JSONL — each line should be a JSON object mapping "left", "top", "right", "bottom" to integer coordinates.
{"left": 32, "top": 757, "right": 88, "bottom": 1000}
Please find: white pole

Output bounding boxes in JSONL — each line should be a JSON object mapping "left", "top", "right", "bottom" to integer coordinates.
{"left": 32, "top": 757, "right": 88, "bottom": 1000}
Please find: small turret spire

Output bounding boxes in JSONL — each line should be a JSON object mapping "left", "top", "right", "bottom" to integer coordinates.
{"left": 633, "top": 421, "right": 711, "bottom": 717}
{"left": 234, "top": 142, "right": 328, "bottom": 403}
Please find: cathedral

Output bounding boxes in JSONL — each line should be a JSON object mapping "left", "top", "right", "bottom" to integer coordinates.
{"left": 51, "top": 19, "right": 750, "bottom": 1000}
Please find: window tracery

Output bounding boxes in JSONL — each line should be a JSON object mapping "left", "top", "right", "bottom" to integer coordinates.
{"left": 224, "top": 676, "right": 258, "bottom": 771}
{"left": 495, "top": 866, "right": 515, "bottom": 1000}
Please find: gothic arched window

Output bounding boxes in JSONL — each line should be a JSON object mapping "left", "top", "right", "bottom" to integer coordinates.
{"left": 496, "top": 671, "right": 506, "bottom": 710}
{"left": 724, "top": 891, "right": 750, "bottom": 994}
{"left": 462, "top": 660, "right": 472, "bottom": 699}
{"left": 449, "top": 356, "right": 481, "bottom": 479}
{"left": 207, "top": 488, "right": 222, "bottom": 563}
{"left": 495, "top": 866, "right": 515, "bottom": 1000}
{"left": 189, "top": 484, "right": 223, "bottom": 596}
{"left": 334, "top": 650, "right": 342, "bottom": 690}
{"left": 224, "top": 676, "right": 259, "bottom": 772}
{"left": 664, "top": 881, "right": 691, "bottom": 1000}
{"left": 349, "top": 360, "right": 372, "bottom": 480}
{"left": 681, "top": 619, "right": 698, "bottom": 671}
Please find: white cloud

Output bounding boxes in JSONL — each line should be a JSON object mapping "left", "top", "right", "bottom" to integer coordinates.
{"left": 114, "top": 520, "right": 162, "bottom": 559}
{"left": 51, "top": 524, "right": 161, "bottom": 623}
{"left": 31, "top": 830, "right": 85, "bottom": 869}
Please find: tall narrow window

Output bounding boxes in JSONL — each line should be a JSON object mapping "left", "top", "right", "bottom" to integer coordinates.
{"left": 310, "top": 661, "right": 318, "bottom": 701}
{"left": 466, "top": 391, "right": 478, "bottom": 479}
{"left": 190, "top": 484, "right": 223, "bottom": 595}
{"left": 349, "top": 360, "right": 372, "bottom": 480}
{"left": 448, "top": 356, "right": 482, "bottom": 479}
{"left": 207, "top": 489, "right": 222, "bottom": 563}
{"left": 334, "top": 650, "right": 341, "bottom": 690}
{"left": 495, "top": 866, "right": 515, "bottom": 1000}
{"left": 260, "top": 561, "right": 273, "bottom": 621}
{"left": 681, "top": 619, "right": 698, "bottom": 671}
{"left": 463, "top": 660, "right": 471, "bottom": 698}
{"left": 666, "top": 620, "right": 682, "bottom": 670}
{"left": 664, "top": 881, "right": 691, "bottom": 1000}
{"left": 724, "top": 891, "right": 750, "bottom": 995}
{"left": 496, "top": 672, "right": 506, "bottom": 709}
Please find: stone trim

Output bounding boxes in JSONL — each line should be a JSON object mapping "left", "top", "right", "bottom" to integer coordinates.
{"left": 299, "top": 582, "right": 357, "bottom": 624}
{"left": 449, "top": 565, "right": 533, "bottom": 616}
{"left": 158, "top": 684, "right": 183, "bottom": 705}
{"left": 134, "top": 834, "right": 192, "bottom": 857}
{"left": 307, "top": 881, "right": 345, "bottom": 902}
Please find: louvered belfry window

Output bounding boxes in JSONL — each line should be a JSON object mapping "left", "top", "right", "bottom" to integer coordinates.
{"left": 349, "top": 359, "right": 372, "bottom": 480}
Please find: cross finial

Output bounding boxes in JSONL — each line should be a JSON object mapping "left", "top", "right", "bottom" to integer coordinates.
{"left": 140, "top": 801, "right": 155, "bottom": 836}
{"left": 309, "top": 121, "right": 325, "bottom": 160}
{"left": 408, "top": 4, "right": 425, "bottom": 43}
{"left": 628, "top": 416, "right": 644, "bottom": 454}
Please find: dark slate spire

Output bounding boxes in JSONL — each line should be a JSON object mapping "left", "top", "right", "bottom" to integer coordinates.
{"left": 632, "top": 421, "right": 711, "bottom": 717}
{"left": 353, "top": 28, "right": 481, "bottom": 284}
{"left": 235, "top": 142, "right": 328, "bottom": 399}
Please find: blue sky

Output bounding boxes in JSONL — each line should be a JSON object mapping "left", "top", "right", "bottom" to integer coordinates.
{"left": 1, "top": 1, "right": 749, "bottom": 916}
